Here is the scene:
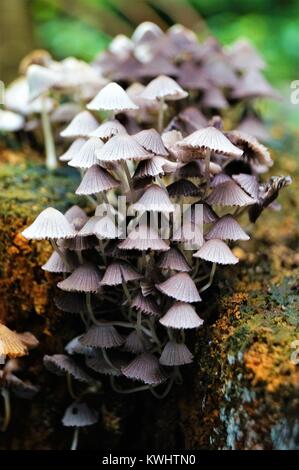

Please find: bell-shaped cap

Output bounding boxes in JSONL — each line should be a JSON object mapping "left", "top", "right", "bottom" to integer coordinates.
{"left": 68, "top": 137, "right": 104, "bottom": 169}
{"left": 27, "top": 64, "right": 59, "bottom": 101}
{"left": 80, "top": 325, "right": 124, "bottom": 349}
{"left": 158, "top": 247, "right": 191, "bottom": 272}
{"left": 59, "top": 138, "right": 86, "bottom": 162}
{"left": 123, "top": 331, "right": 151, "bottom": 354}
{"left": 159, "top": 341, "right": 194, "bottom": 366}
{"left": 0, "top": 110, "right": 25, "bottom": 132}
{"left": 193, "top": 239, "right": 239, "bottom": 264}
{"left": 156, "top": 273, "right": 201, "bottom": 303}
{"left": 232, "top": 173, "right": 259, "bottom": 199}
{"left": 118, "top": 224, "right": 169, "bottom": 252}
{"left": 87, "top": 82, "right": 138, "bottom": 112}
{"left": 131, "top": 292, "right": 160, "bottom": 316}
{"left": 159, "top": 302, "right": 203, "bottom": 329}
{"left": 140, "top": 75, "right": 188, "bottom": 101}
{"left": 101, "top": 261, "right": 141, "bottom": 286}
{"left": 89, "top": 119, "right": 127, "bottom": 140}
{"left": 42, "top": 250, "right": 74, "bottom": 273}
{"left": 121, "top": 353, "right": 166, "bottom": 385}
{"left": 96, "top": 134, "right": 150, "bottom": 162}
{"left": 43, "top": 354, "right": 92, "bottom": 382}
{"left": 0, "top": 324, "right": 28, "bottom": 358}
{"left": 132, "top": 184, "right": 174, "bottom": 213}
{"left": 206, "top": 215, "right": 249, "bottom": 241}
{"left": 179, "top": 126, "right": 243, "bottom": 158}
{"left": 134, "top": 128, "right": 168, "bottom": 156}
{"left": 60, "top": 111, "right": 99, "bottom": 138}
{"left": 62, "top": 402, "right": 98, "bottom": 427}
{"left": 22, "top": 207, "right": 77, "bottom": 240}
{"left": 206, "top": 180, "right": 256, "bottom": 206}
{"left": 75, "top": 165, "right": 119, "bottom": 195}
{"left": 57, "top": 262, "right": 102, "bottom": 293}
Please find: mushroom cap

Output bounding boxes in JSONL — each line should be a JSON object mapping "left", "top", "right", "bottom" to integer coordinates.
{"left": 132, "top": 184, "right": 175, "bottom": 213}
{"left": 210, "top": 173, "right": 232, "bottom": 188}
{"left": 80, "top": 325, "right": 124, "bottom": 349}
{"left": 22, "top": 207, "right": 77, "bottom": 240}
{"left": 57, "top": 262, "right": 102, "bottom": 293}
{"left": 64, "top": 205, "right": 88, "bottom": 224}
{"left": 133, "top": 156, "right": 179, "bottom": 179}
{"left": 228, "top": 130, "right": 273, "bottom": 167}
{"left": 75, "top": 165, "right": 119, "bottom": 195}
{"left": 118, "top": 224, "right": 169, "bottom": 252}
{"left": 156, "top": 272, "right": 201, "bottom": 303}
{"left": 179, "top": 126, "right": 243, "bottom": 158}
{"left": 131, "top": 292, "right": 160, "bottom": 316}
{"left": 123, "top": 331, "right": 151, "bottom": 354}
{"left": 60, "top": 111, "right": 99, "bottom": 138}
{"left": 62, "top": 402, "right": 99, "bottom": 427}
{"left": 101, "top": 261, "right": 141, "bottom": 286}
{"left": 42, "top": 250, "right": 74, "bottom": 273}
{"left": 85, "top": 350, "right": 126, "bottom": 376}
{"left": 134, "top": 128, "right": 168, "bottom": 156}
{"left": 206, "top": 180, "right": 256, "bottom": 206}
{"left": 157, "top": 247, "right": 191, "bottom": 272}
{"left": 201, "top": 87, "right": 228, "bottom": 110}
{"left": 59, "top": 138, "right": 86, "bottom": 162}
{"left": 206, "top": 215, "right": 249, "bottom": 241}
{"left": 87, "top": 82, "right": 138, "bottom": 112}
{"left": 167, "top": 179, "right": 199, "bottom": 197}
{"left": 132, "top": 21, "right": 163, "bottom": 44}
{"left": 159, "top": 341, "right": 194, "bottom": 366}
{"left": 159, "top": 301, "right": 203, "bottom": 329}
{"left": 232, "top": 173, "right": 260, "bottom": 199}
{"left": 93, "top": 215, "right": 120, "bottom": 239}
{"left": 43, "top": 354, "right": 92, "bottom": 382}
{"left": 0, "top": 110, "right": 25, "bottom": 132}
{"left": 193, "top": 239, "right": 239, "bottom": 264}
{"left": 121, "top": 352, "right": 166, "bottom": 385}
{"left": 27, "top": 64, "right": 59, "bottom": 100}
{"left": 0, "top": 324, "right": 28, "bottom": 358}
{"left": 96, "top": 134, "right": 150, "bottom": 162}
{"left": 140, "top": 75, "right": 188, "bottom": 101}
{"left": 232, "top": 69, "right": 280, "bottom": 100}
{"left": 68, "top": 137, "right": 104, "bottom": 169}
{"left": 89, "top": 119, "right": 127, "bottom": 140}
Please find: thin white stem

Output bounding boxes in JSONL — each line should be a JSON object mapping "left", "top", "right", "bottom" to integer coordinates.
{"left": 41, "top": 94, "right": 57, "bottom": 170}
{"left": 71, "top": 427, "right": 80, "bottom": 450}
{"left": 199, "top": 262, "right": 217, "bottom": 293}
{"left": 158, "top": 98, "right": 165, "bottom": 133}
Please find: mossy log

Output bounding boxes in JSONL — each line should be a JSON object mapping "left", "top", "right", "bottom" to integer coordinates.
{"left": 0, "top": 140, "right": 298, "bottom": 449}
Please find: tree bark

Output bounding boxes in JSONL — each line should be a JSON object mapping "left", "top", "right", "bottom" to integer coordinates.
{"left": 0, "top": 0, "right": 35, "bottom": 83}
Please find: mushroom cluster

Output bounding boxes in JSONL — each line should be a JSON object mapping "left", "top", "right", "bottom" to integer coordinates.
{"left": 18, "top": 22, "right": 291, "bottom": 448}
{"left": 2, "top": 22, "right": 279, "bottom": 170}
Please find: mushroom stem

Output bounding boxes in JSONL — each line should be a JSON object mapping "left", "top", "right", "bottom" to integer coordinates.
{"left": 41, "top": 94, "right": 57, "bottom": 170}
{"left": 199, "top": 262, "right": 217, "bottom": 292}
{"left": 204, "top": 149, "right": 211, "bottom": 195}
{"left": 71, "top": 427, "right": 80, "bottom": 450}
{"left": 50, "top": 239, "right": 71, "bottom": 271}
{"left": 150, "top": 375, "right": 175, "bottom": 399}
{"left": 1, "top": 389, "right": 11, "bottom": 432}
{"left": 158, "top": 97, "right": 165, "bottom": 133}
{"left": 156, "top": 175, "right": 167, "bottom": 192}
{"left": 122, "top": 281, "right": 132, "bottom": 304}
{"left": 98, "top": 239, "right": 107, "bottom": 265}
{"left": 102, "top": 348, "right": 120, "bottom": 372}
{"left": 110, "top": 376, "right": 152, "bottom": 394}
{"left": 121, "top": 161, "right": 133, "bottom": 192}
{"left": 66, "top": 372, "right": 78, "bottom": 400}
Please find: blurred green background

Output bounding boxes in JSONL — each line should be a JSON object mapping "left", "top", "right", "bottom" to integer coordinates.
{"left": 1, "top": 0, "right": 299, "bottom": 124}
